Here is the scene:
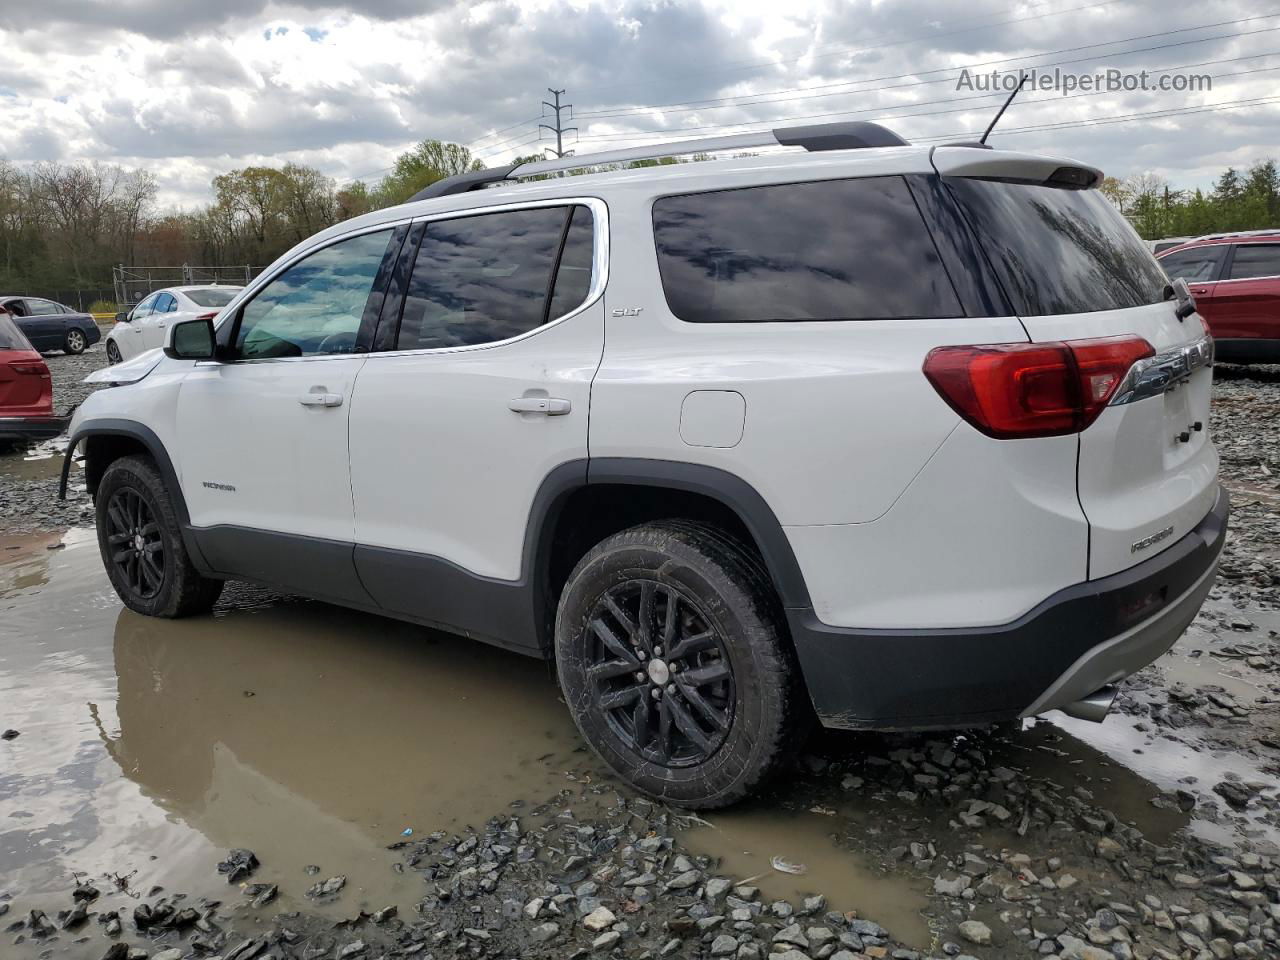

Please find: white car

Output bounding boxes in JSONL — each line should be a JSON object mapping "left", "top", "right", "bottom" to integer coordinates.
{"left": 62, "top": 121, "right": 1225, "bottom": 807}
{"left": 105, "top": 286, "right": 242, "bottom": 364}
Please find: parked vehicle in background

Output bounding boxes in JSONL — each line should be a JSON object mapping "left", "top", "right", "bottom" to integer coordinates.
{"left": 1157, "top": 231, "right": 1280, "bottom": 363}
{"left": 63, "top": 121, "right": 1225, "bottom": 807}
{"left": 0, "top": 306, "right": 62, "bottom": 444}
{"left": 105, "top": 286, "right": 243, "bottom": 364}
{"left": 1148, "top": 236, "right": 1191, "bottom": 255}
{"left": 0, "top": 296, "right": 103, "bottom": 354}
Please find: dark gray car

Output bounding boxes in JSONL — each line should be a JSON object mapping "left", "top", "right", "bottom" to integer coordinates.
{"left": 0, "top": 296, "right": 103, "bottom": 354}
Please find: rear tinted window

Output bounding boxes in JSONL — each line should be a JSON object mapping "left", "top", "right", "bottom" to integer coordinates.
{"left": 397, "top": 205, "right": 592, "bottom": 350}
{"left": 0, "top": 312, "right": 33, "bottom": 350}
{"left": 652, "top": 177, "right": 961, "bottom": 323}
{"left": 187, "top": 288, "right": 240, "bottom": 307}
{"left": 946, "top": 179, "right": 1167, "bottom": 316}
{"left": 1159, "top": 245, "right": 1225, "bottom": 282}
{"left": 1228, "top": 243, "right": 1280, "bottom": 280}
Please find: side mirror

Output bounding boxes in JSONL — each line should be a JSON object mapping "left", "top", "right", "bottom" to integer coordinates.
{"left": 164, "top": 317, "right": 217, "bottom": 360}
{"left": 115, "top": 311, "right": 128, "bottom": 324}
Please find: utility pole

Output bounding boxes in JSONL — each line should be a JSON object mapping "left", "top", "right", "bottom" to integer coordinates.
{"left": 539, "top": 88, "right": 578, "bottom": 159}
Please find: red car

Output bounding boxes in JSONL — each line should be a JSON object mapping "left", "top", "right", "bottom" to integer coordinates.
{"left": 1157, "top": 231, "right": 1280, "bottom": 364}
{"left": 0, "top": 306, "right": 63, "bottom": 444}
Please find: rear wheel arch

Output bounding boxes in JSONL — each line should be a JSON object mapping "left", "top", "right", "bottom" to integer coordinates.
{"left": 531, "top": 459, "right": 812, "bottom": 656}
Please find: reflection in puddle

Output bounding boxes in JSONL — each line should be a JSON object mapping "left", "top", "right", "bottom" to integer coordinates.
{"left": 1, "top": 532, "right": 931, "bottom": 942}
{"left": 682, "top": 803, "right": 931, "bottom": 947}
{"left": 0, "top": 438, "right": 70, "bottom": 482}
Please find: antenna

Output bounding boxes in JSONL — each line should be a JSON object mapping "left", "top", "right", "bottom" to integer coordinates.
{"left": 979, "top": 72, "right": 1028, "bottom": 145}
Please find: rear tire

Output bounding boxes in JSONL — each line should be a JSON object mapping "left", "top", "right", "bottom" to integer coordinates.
{"left": 64, "top": 328, "right": 87, "bottom": 354}
{"left": 555, "top": 520, "right": 802, "bottom": 808}
{"left": 106, "top": 340, "right": 122, "bottom": 364}
{"left": 96, "top": 455, "right": 223, "bottom": 618}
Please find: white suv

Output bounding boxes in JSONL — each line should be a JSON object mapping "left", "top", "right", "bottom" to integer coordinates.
{"left": 62, "top": 121, "right": 1226, "bottom": 807}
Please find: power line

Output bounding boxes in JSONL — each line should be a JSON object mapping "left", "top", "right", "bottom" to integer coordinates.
{"left": 575, "top": 13, "right": 1280, "bottom": 120}
{"left": 914, "top": 92, "right": 1280, "bottom": 141}
{"left": 585, "top": 0, "right": 1122, "bottom": 99}
{"left": 539, "top": 89, "right": 579, "bottom": 159}
{"left": 465, "top": 115, "right": 544, "bottom": 150}
{"left": 568, "top": 56, "right": 1280, "bottom": 148}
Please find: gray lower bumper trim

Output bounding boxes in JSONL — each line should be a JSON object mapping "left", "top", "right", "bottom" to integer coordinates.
{"left": 1020, "top": 553, "right": 1220, "bottom": 718}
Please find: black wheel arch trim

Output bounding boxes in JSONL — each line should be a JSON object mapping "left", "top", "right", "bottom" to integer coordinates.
{"left": 60, "top": 418, "right": 214, "bottom": 574}
{"left": 583, "top": 458, "right": 812, "bottom": 610}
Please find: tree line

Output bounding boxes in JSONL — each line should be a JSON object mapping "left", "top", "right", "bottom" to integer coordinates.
{"left": 1100, "top": 159, "right": 1280, "bottom": 240}
{"left": 2, "top": 140, "right": 1277, "bottom": 300}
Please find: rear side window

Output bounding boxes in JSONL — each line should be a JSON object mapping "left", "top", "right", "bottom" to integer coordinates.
{"left": 1159, "top": 245, "right": 1225, "bottom": 282}
{"left": 946, "top": 178, "right": 1167, "bottom": 316}
{"left": 397, "top": 205, "right": 593, "bottom": 350}
{"left": 25, "top": 298, "right": 60, "bottom": 316}
{"left": 0, "top": 312, "right": 33, "bottom": 350}
{"left": 652, "top": 177, "right": 961, "bottom": 323}
{"left": 1228, "top": 243, "right": 1280, "bottom": 280}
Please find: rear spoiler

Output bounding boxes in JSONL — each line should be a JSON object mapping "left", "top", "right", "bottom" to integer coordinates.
{"left": 930, "top": 146, "right": 1103, "bottom": 188}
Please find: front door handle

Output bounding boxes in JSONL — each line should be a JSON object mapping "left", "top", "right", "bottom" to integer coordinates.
{"left": 298, "top": 392, "right": 343, "bottom": 408}
{"left": 508, "top": 396, "right": 571, "bottom": 415}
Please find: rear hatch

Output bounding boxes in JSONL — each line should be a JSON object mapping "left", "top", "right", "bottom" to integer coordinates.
{"left": 0, "top": 313, "right": 52, "bottom": 416}
{"left": 939, "top": 152, "right": 1218, "bottom": 580}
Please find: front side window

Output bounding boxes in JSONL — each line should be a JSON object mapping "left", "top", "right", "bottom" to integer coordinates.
{"left": 1228, "top": 243, "right": 1280, "bottom": 280}
{"left": 235, "top": 229, "right": 393, "bottom": 359}
{"left": 652, "top": 177, "right": 961, "bottom": 323}
{"left": 396, "top": 205, "right": 594, "bottom": 351}
{"left": 1159, "top": 245, "right": 1225, "bottom": 282}
{"left": 945, "top": 178, "right": 1168, "bottom": 316}
{"left": 130, "top": 294, "right": 158, "bottom": 320}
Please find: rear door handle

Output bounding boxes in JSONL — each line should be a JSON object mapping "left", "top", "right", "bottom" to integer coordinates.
{"left": 508, "top": 397, "right": 571, "bottom": 415}
{"left": 298, "top": 392, "right": 343, "bottom": 407}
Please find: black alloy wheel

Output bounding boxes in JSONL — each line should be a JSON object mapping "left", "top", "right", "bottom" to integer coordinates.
{"left": 587, "top": 579, "right": 735, "bottom": 767}
{"left": 104, "top": 488, "right": 166, "bottom": 599}
{"left": 555, "top": 521, "right": 804, "bottom": 808}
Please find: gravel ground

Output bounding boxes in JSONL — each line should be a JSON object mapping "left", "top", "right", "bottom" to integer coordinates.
{"left": 0, "top": 341, "right": 105, "bottom": 532}
{"left": 3, "top": 355, "right": 1279, "bottom": 960}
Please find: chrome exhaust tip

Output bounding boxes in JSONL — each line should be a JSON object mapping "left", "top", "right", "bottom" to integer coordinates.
{"left": 1060, "top": 685, "right": 1119, "bottom": 723}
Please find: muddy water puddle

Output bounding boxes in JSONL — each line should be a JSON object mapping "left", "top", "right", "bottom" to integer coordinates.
{"left": 0, "top": 439, "right": 70, "bottom": 483}
{"left": 0, "top": 528, "right": 932, "bottom": 948}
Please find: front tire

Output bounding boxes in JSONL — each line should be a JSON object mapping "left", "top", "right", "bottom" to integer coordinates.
{"left": 96, "top": 455, "right": 223, "bottom": 618}
{"left": 64, "top": 327, "right": 87, "bottom": 354}
{"left": 555, "top": 521, "right": 802, "bottom": 808}
{"left": 106, "top": 340, "right": 122, "bottom": 364}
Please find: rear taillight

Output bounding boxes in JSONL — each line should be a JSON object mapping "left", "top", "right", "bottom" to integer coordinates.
{"left": 196, "top": 312, "right": 218, "bottom": 321}
{"left": 923, "top": 336, "right": 1154, "bottom": 439}
{"left": 9, "top": 363, "right": 48, "bottom": 377}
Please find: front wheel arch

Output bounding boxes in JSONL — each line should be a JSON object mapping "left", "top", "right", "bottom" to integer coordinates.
{"left": 63, "top": 421, "right": 212, "bottom": 576}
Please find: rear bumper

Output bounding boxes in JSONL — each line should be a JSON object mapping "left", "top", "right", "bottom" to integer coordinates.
{"left": 789, "top": 484, "right": 1228, "bottom": 729}
{"left": 0, "top": 414, "right": 67, "bottom": 442}
{"left": 1214, "top": 338, "right": 1280, "bottom": 364}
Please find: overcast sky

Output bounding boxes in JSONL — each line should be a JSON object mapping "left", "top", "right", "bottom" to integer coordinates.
{"left": 1, "top": 0, "right": 1276, "bottom": 207}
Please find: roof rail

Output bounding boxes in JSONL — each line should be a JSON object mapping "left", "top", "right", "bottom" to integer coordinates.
{"left": 407, "top": 163, "right": 519, "bottom": 202}
{"left": 406, "top": 121, "right": 910, "bottom": 202}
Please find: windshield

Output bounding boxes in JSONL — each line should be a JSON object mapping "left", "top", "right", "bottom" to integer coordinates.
{"left": 186, "top": 288, "right": 241, "bottom": 308}
{"left": 0, "top": 311, "right": 34, "bottom": 350}
{"left": 946, "top": 178, "right": 1168, "bottom": 316}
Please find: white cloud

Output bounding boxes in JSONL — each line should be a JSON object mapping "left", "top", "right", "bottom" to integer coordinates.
{"left": 0, "top": 0, "right": 1276, "bottom": 207}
